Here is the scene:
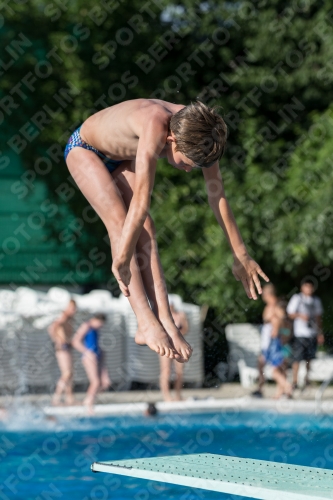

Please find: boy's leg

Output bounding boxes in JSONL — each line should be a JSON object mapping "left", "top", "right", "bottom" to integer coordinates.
{"left": 159, "top": 356, "right": 172, "bottom": 401}
{"left": 292, "top": 361, "right": 299, "bottom": 387}
{"left": 174, "top": 360, "right": 184, "bottom": 401}
{"left": 136, "top": 215, "right": 192, "bottom": 361}
{"left": 99, "top": 351, "right": 111, "bottom": 390}
{"left": 66, "top": 149, "right": 176, "bottom": 359}
{"left": 64, "top": 351, "right": 75, "bottom": 404}
{"left": 273, "top": 366, "right": 292, "bottom": 398}
{"left": 82, "top": 352, "right": 100, "bottom": 407}
{"left": 305, "top": 359, "right": 311, "bottom": 385}
{"left": 292, "top": 337, "right": 300, "bottom": 387}
{"left": 53, "top": 351, "right": 73, "bottom": 405}
{"left": 100, "top": 366, "right": 111, "bottom": 390}
{"left": 52, "top": 375, "right": 65, "bottom": 405}
{"left": 112, "top": 166, "right": 192, "bottom": 362}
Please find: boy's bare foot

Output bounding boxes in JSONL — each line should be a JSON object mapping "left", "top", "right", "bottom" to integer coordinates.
{"left": 135, "top": 322, "right": 178, "bottom": 359}
{"left": 274, "top": 388, "right": 284, "bottom": 399}
{"left": 161, "top": 319, "right": 192, "bottom": 362}
{"left": 101, "top": 381, "right": 111, "bottom": 391}
{"left": 162, "top": 394, "right": 173, "bottom": 402}
{"left": 83, "top": 397, "right": 95, "bottom": 415}
{"left": 85, "top": 405, "right": 95, "bottom": 415}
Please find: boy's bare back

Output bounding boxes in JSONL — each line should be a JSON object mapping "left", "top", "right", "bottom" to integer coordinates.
{"left": 81, "top": 99, "right": 184, "bottom": 163}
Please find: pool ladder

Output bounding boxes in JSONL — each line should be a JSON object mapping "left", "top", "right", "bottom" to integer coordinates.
{"left": 315, "top": 371, "right": 333, "bottom": 413}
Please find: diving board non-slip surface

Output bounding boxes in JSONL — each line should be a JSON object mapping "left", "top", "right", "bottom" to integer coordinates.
{"left": 91, "top": 453, "right": 333, "bottom": 500}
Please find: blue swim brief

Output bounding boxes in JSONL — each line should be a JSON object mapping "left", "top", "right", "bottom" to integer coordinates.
{"left": 64, "top": 126, "right": 123, "bottom": 173}
{"left": 262, "top": 338, "right": 284, "bottom": 367}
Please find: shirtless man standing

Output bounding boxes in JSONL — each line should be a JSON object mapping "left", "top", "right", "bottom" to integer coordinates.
{"left": 48, "top": 299, "right": 76, "bottom": 405}
{"left": 64, "top": 99, "right": 268, "bottom": 363}
{"left": 160, "top": 303, "right": 189, "bottom": 401}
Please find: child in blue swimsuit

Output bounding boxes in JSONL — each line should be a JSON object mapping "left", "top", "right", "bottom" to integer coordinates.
{"left": 72, "top": 313, "right": 111, "bottom": 411}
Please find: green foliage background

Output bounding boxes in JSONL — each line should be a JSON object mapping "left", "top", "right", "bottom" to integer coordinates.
{"left": 1, "top": 0, "right": 333, "bottom": 331}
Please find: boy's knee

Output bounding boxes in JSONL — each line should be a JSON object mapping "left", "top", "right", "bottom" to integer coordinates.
{"left": 62, "top": 370, "right": 73, "bottom": 382}
{"left": 90, "top": 379, "right": 100, "bottom": 390}
{"left": 107, "top": 219, "right": 124, "bottom": 241}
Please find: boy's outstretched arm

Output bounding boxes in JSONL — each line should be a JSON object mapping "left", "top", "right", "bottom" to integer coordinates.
{"left": 203, "top": 162, "right": 269, "bottom": 299}
{"left": 112, "top": 116, "right": 166, "bottom": 296}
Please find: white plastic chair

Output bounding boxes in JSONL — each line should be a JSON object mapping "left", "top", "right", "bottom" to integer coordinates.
{"left": 237, "top": 359, "right": 259, "bottom": 388}
{"left": 225, "top": 323, "right": 261, "bottom": 381}
{"left": 297, "top": 356, "right": 333, "bottom": 387}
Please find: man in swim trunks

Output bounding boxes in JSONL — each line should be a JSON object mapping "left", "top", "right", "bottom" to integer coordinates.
{"left": 159, "top": 302, "right": 189, "bottom": 401}
{"left": 64, "top": 99, "right": 269, "bottom": 363}
{"left": 48, "top": 298, "right": 77, "bottom": 405}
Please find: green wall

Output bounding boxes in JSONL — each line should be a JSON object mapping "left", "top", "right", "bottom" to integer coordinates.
{"left": 0, "top": 153, "right": 105, "bottom": 287}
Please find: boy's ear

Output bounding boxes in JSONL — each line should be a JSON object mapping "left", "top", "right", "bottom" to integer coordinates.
{"left": 166, "top": 131, "right": 176, "bottom": 143}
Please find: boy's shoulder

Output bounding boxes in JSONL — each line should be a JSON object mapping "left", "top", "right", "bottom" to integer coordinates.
{"left": 130, "top": 98, "right": 184, "bottom": 120}
{"left": 128, "top": 99, "right": 177, "bottom": 140}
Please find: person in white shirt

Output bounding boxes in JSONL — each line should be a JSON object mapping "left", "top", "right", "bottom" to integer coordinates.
{"left": 287, "top": 279, "right": 324, "bottom": 389}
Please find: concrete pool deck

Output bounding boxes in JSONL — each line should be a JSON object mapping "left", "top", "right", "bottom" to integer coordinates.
{"left": 1, "top": 383, "right": 333, "bottom": 416}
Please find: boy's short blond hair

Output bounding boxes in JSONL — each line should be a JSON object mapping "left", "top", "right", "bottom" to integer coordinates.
{"left": 170, "top": 101, "right": 227, "bottom": 168}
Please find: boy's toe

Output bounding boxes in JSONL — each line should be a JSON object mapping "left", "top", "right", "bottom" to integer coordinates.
{"left": 179, "top": 347, "right": 187, "bottom": 357}
{"left": 186, "top": 345, "right": 193, "bottom": 357}
{"left": 174, "top": 354, "right": 182, "bottom": 361}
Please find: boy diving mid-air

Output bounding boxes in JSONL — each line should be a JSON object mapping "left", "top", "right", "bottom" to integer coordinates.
{"left": 64, "top": 99, "right": 269, "bottom": 363}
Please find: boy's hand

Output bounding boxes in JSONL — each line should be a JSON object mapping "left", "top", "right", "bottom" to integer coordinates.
{"left": 232, "top": 255, "right": 269, "bottom": 300}
{"left": 112, "top": 258, "right": 131, "bottom": 297}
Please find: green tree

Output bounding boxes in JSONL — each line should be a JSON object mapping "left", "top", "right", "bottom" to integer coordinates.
{"left": 2, "top": 0, "right": 332, "bottom": 332}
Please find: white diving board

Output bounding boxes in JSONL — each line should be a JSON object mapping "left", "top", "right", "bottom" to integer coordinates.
{"left": 91, "top": 453, "right": 333, "bottom": 500}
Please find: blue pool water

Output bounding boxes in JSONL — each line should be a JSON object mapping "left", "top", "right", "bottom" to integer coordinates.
{"left": 1, "top": 409, "right": 333, "bottom": 500}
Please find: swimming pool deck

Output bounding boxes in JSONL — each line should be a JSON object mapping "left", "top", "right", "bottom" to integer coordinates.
{"left": 1, "top": 384, "right": 333, "bottom": 416}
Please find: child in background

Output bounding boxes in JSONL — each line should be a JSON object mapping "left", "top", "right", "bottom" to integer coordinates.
{"left": 72, "top": 313, "right": 111, "bottom": 412}
{"left": 48, "top": 299, "right": 77, "bottom": 406}
{"left": 253, "top": 285, "right": 292, "bottom": 399}
{"left": 145, "top": 403, "right": 158, "bottom": 417}
{"left": 266, "top": 302, "right": 293, "bottom": 399}
{"left": 159, "top": 303, "right": 189, "bottom": 401}
{"left": 277, "top": 299, "right": 293, "bottom": 371}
